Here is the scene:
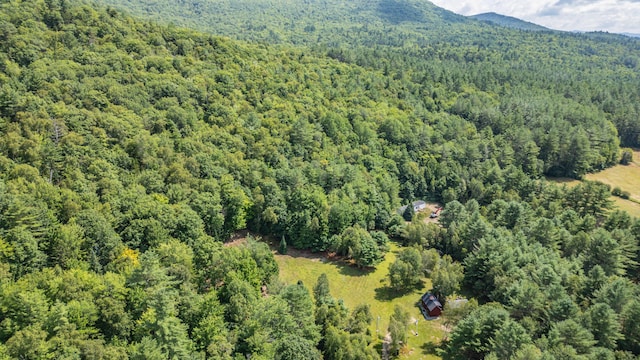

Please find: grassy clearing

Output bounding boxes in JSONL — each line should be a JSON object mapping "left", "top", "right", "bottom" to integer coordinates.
{"left": 546, "top": 150, "right": 640, "bottom": 218}
{"left": 584, "top": 150, "right": 640, "bottom": 200}
{"left": 276, "top": 243, "right": 444, "bottom": 360}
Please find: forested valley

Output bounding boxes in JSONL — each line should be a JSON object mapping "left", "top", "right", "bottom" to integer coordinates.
{"left": 0, "top": 0, "right": 639, "bottom": 359}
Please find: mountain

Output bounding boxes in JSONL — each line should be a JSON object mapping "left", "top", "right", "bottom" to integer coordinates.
{"left": 622, "top": 32, "right": 640, "bottom": 38}
{"left": 470, "top": 12, "right": 550, "bottom": 31}
{"left": 96, "top": 0, "right": 640, "bottom": 150}
{"left": 95, "top": 0, "right": 468, "bottom": 46}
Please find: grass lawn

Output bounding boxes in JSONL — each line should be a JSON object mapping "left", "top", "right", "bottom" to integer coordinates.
{"left": 276, "top": 243, "right": 444, "bottom": 360}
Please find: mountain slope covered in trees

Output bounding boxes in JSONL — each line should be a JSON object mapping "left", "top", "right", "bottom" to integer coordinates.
{"left": 98, "top": 0, "right": 640, "bottom": 154}
{"left": 0, "top": 0, "right": 639, "bottom": 359}
{"left": 470, "top": 12, "right": 550, "bottom": 31}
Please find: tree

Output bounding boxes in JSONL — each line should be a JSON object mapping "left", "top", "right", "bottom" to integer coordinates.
{"left": 584, "top": 229, "right": 625, "bottom": 276}
{"left": 75, "top": 210, "right": 124, "bottom": 274}
{"left": 279, "top": 235, "right": 288, "bottom": 255}
{"left": 347, "top": 304, "right": 373, "bottom": 335}
{"left": 443, "top": 305, "right": 510, "bottom": 360}
{"left": 431, "top": 255, "right": 463, "bottom": 303}
{"left": 313, "top": 273, "right": 331, "bottom": 306}
{"left": 402, "top": 204, "right": 415, "bottom": 221}
{"left": 548, "top": 319, "right": 595, "bottom": 355}
{"left": 388, "top": 306, "right": 410, "bottom": 356}
{"left": 620, "top": 148, "right": 633, "bottom": 165}
{"left": 490, "top": 320, "right": 532, "bottom": 359}
{"left": 388, "top": 247, "right": 422, "bottom": 290}
{"left": 584, "top": 303, "right": 622, "bottom": 349}
{"left": 4, "top": 326, "right": 51, "bottom": 360}
{"left": 332, "top": 225, "right": 383, "bottom": 267}
{"left": 280, "top": 283, "right": 320, "bottom": 343}
{"left": 274, "top": 334, "right": 322, "bottom": 360}
{"left": 620, "top": 300, "right": 640, "bottom": 354}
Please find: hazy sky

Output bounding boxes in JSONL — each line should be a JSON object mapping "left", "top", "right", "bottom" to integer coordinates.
{"left": 429, "top": 0, "right": 640, "bottom": 34}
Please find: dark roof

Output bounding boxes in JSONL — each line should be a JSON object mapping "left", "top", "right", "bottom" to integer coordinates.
{"left": 421, "top": 293, "right": 442, "bottom": 309}
{"left": 427, "top": 301, "right": 440, "bottom": 311}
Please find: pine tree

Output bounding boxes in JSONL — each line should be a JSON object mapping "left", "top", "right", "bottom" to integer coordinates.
{"left": 402, "top": 204, "right": 415, "bottom": 222}
{"left": 279, "top": 235, "right": 287, "bottom": 255}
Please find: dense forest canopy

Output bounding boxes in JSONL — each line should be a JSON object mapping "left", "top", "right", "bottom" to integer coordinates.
{"left": 469, "top": 12, "right": 550, "bottom": 31}
{"left": 0, "top": 0, "right": 639, "bottom": 358}
{"left": 97, "top": 0, "right": 640, "bottom": 152}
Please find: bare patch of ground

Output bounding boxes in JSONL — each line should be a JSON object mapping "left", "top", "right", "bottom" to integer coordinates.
{"left": 223, "top": 229, "right": 251, "bottom": 247}
{"left": 421, "top": 202, "right": 442, "bottom": 224}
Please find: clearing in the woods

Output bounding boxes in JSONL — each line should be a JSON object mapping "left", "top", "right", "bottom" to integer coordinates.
{"left": 549, "top": 150, "right": 640, "bottom": 218}
{"left": 276, "top": 242, "right": 444, "bottom": 360}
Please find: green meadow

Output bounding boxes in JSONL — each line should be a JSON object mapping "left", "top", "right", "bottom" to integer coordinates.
{"left": 276, "top": 243, "right": 444, "bottom": 360}
{"left": 549, "top": 150, "right": 640, "bottom": 218}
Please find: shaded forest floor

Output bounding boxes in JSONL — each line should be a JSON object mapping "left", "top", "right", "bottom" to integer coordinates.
{"left": 276, "top": 243, "right": 444, "bottom": 360}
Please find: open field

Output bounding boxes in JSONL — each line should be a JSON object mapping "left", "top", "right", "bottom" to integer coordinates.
{"left": 585, "top": 150, "right": 640, "bottom": 201}
{"left": 276, "top": 243, "right": 444, "bottom": 360}
{"left": 548, "top": 150, "right": 640, "bottom": 218}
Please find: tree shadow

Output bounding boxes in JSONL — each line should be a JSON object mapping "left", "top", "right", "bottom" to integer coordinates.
{"left": 374, "top": 284, "right": 416, "bottom": 301}
{"left": 420, "top": 341, "right": 442, "bottom": 357}
{"left": 336, "top": 261, "right": 375, "bottom": 277}
{"left": 376, "top": 0, "right": 425, "bottom": 24}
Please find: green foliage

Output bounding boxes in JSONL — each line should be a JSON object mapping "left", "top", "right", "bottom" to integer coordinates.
{"left": 278, "top": 235, "right": 287, "bottom": 255}
{"left": 402, "top": 203, "right": 415, "bottom": 221}
{"left": 388, "top": 246, "right": 422, "bottom": 290}
{"left": 620, "top": 300, "right": 640, "bottom": 354}
{"left": 443, "top": 305, "right": 511, "bottom": 360}
{"left": 0, "top": 0, "right": 638, "bottom": 358}
{"left": 274, "top": 334, "right": 322, "bottom": 360}
{"left": 388, "top": 305, "right": 410, "bottom": 356}
{"left": 585, "top": 303, "right": 623, "bottom": 349}
{"left": 313, "top": 273, "right": 331, "bottom": 307}
{"left": 620, "top": 148, "right": 634, "bottom": 165}
{"left": 331, "top": 225, "right": 384, "bottom": 268}
{"left": 431, "top": 255, "right": 463, "bottom": 303}
{"left": 612, "top": 187, "right": 631, "bottom": 199}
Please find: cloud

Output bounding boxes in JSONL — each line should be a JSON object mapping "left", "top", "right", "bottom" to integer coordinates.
{"left": 428, "top": 0, "right": 640, "bottom": 33}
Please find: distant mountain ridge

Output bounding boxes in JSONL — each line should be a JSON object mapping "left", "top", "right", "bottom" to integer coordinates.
{"left": 94, "top": 0, "right": 470, "bottom": 46}
{"left": 470, "top": 12, "right": 550, "bottom": 31}
{"left": 93, "top": 0, "right": 640, "bottom": 152}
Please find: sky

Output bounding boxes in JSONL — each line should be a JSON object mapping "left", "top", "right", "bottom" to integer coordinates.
{"left": 428, "top": 0, "right": 640, "bottom": 34}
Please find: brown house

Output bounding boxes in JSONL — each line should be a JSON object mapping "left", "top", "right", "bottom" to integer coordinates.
{"left": 419, "top": 292, "right": 442, "bottom": 318}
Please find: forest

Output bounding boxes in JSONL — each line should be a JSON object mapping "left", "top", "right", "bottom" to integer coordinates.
{"left": 0, "top": 0, "right": 639, "bottom": 358}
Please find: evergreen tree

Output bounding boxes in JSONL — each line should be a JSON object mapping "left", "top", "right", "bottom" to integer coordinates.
{"left": 313, "top": 273, "right": 331, "bottom": 306}
{"left": 402, "top": 204, "right": 415, "bottom": 222}
{"left": 279, "top": 235, "right": 288, "bottom": 255}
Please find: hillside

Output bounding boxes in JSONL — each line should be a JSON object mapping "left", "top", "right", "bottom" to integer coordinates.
{"left": 470, "top": 12, "right": 550, "bottom": 31}
{"left": 94, "top": 0, "right": 467, "bottom": 45}
{"left": 1, "top": 0, "right": 640, "bottom": 359}
{"left": 97, "top": 0, "right": 640, "bottom": 154}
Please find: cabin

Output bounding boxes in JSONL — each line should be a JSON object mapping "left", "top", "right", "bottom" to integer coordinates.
{"left": 419, "top": 292, "right": 443, "bottom": 318}
{"left": 398, "top": 200, "right": 428, "bottom": 214}
{"left": 412, "top": 200, "right": 427, "bottom": 212}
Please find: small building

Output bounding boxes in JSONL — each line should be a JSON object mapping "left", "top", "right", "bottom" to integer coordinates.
{"left": 412, "top": 200, "right": 427, "bottom": 212}
{"left": 419, "top": 292, "right": 443, "bottom": 318}
{"left": 398, "top": 200, "right": 428, "bottom": 214}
